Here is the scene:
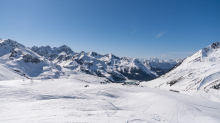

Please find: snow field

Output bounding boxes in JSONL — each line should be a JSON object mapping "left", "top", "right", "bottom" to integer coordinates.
{"left": 0, "top": 78, "right": 220, "bottom": 123}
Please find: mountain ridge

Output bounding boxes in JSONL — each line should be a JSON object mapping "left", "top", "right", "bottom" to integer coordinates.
{"left": 141, "top": 41, "right": 220, "bottom": 102}
{"left": 0, "top": 38, "right": 179, "bottom": 82}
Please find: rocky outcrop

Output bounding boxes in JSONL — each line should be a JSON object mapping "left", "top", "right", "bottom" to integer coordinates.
{"left": 22, "top": 54, "right": 41, "bottom": 64}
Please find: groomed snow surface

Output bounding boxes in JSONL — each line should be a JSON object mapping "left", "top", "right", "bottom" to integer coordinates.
{"left": 1, "top": 78, "right": 220, "bottom": 123}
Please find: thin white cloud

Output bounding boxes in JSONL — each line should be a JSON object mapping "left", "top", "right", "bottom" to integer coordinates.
{"left": 131, "top": 29, "right": 138, "bottom": 34}
{"left": 168, "top": 52, "right": 195, "bottom": 54}
{"left": 156, "top": 32, "right": 165, "bottom": 38}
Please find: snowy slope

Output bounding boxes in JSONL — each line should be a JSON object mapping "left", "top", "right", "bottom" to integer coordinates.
{"left": 141, "top": 42, "right": 220, "bottom": 102}
{"left": 0, "top": 63, "right": 24, "bottom": 80}
{"left": 0, "top": 78, "right": 220, "bottom": 123}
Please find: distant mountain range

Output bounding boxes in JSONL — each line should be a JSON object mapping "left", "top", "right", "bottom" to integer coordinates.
{"left": 0, "top": 39, "right": 179, "bottom": 81}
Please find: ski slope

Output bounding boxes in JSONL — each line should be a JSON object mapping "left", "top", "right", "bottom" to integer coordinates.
{"left": 0, "top": 78, "right": 220, "bottom": 123}
{"left": 0, "top": 63, "right": 24, "bottom": 80}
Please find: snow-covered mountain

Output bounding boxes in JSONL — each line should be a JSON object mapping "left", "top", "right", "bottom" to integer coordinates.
{"left": 31, "top": 45, "right": 159, "bottom": 81}
{"left": 0, "top": 39, "right": 78, "bottom": 80}
{"left": 145, "top": 58, "right": 180, "bottom": 69}
{"left": 143, "top": 58, "right": 181, "bottom": 76}
{"left": 0, "top": 39, "right": 51, "bottom": 79}
{"left": 31, "top": 45, "right": 75, "bottom": 61}
{"left": 0, "top": 38, "right": 180, "bottom": 82}
{"left": 141, "top": 42, "right": 220, "bottom": 102}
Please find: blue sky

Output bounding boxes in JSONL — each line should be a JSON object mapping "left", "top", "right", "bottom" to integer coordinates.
{"left": 0, "top": 0, "right": 220, "bottom": 59}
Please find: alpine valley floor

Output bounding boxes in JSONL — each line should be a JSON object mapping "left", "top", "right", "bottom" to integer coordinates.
{"left": 0, "top": 77, "right": 220, "bottom": 123}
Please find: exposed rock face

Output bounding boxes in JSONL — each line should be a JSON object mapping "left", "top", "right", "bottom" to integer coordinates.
{"left": 9, "top": 50, "right": 23, "bottom": 59}
{"left": 118, "top": 67, "right": 156, "bottom": 81}
{"left": 31, "top": 45, "right": 75, "bottom": 61}
{"left": 22, "top": 54, "right": 41, "bottom": 64}
{"left": 211, "top": 42, "right": 220, "bottom": 49}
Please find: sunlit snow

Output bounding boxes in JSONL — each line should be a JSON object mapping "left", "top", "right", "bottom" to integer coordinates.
{"left": 0, "top": 78, "right": 220, "bottom": 123}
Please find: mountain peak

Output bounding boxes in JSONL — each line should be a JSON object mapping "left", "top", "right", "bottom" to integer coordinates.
{"left": 200, "top": 41, "right": 220, "bottom": 58}
{"left": 88, "top": 51, "right": 102, "bottom": 57}
{"left": 57, "top": 45, "right": 74, "bottom": 54}
{"left": 80, "top": 51, "right": 85, "bottom": 54}
{"left": 0, "top": 39, "right": 25, "bottom": 49}
{"left": 58, "top": 45, "right": 70, "bottom": 49}
{"left": 0, "top": 39, "right": 17, "bottom": 45}
{"left": 211, "top": 41, "right": 220, "bottom": 49}
{"left": 104, "top": 53, "right": 119, "bottom": 59}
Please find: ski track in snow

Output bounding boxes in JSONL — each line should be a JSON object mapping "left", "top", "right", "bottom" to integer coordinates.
{"left": 0, "top": 79, "right": 220, "bottom": 123}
